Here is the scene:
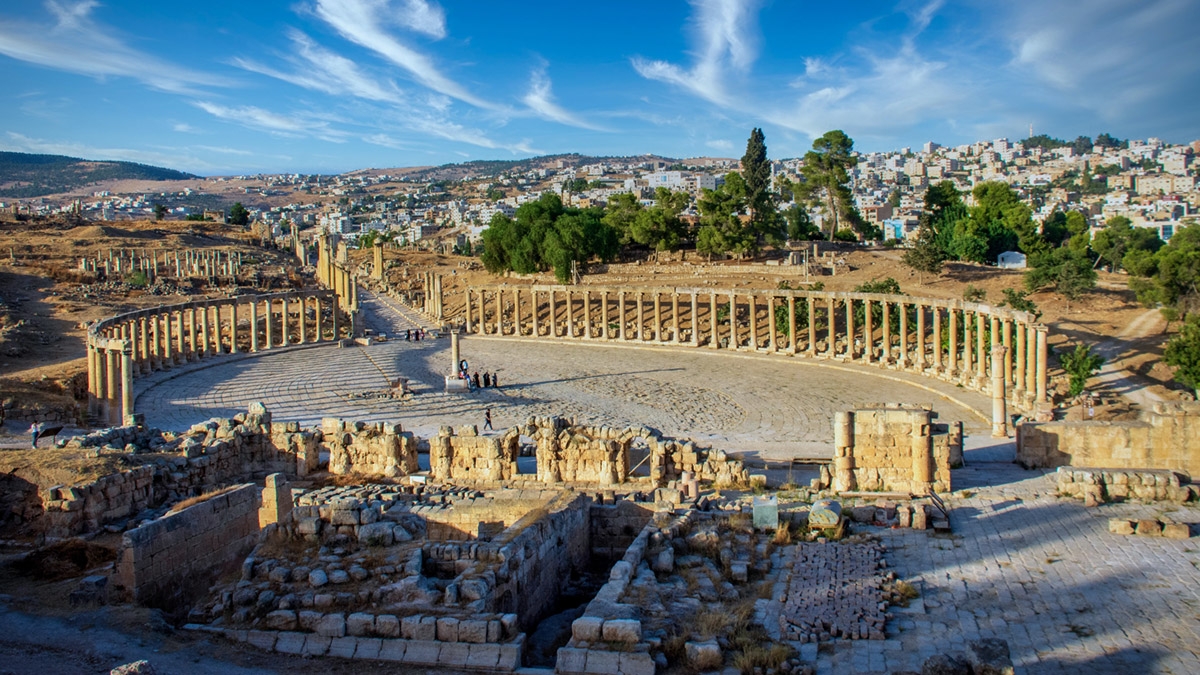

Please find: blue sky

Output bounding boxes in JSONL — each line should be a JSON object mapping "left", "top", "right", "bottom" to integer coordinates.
{"left": 1, "top": 0, "right": 1197, "bottom": 175}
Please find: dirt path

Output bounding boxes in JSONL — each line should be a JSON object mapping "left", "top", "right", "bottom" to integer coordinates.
{"left": 1090, "top": 308, "right": 1166, "bottom": 408}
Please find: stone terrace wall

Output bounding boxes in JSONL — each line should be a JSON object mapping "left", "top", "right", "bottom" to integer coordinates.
{"left": 590, "top": 499, "right": 654, "bottom": 562}
{"left": 1017, "top": 402, "right": 1200, "bottom": 478}
{"left": 114, "top": 483, "right": 261, "bottom": 608}
{"left": 829, "top": 406, "right": 961, "bottom": 494}
{"left": 420, "top": 493, "right": 550, "bottom": 542}
{"left": 39, "top": 466, "right": 155, "bottom": 539}
{"left": 324, "top": 419, "right": 418, "bottom": 477}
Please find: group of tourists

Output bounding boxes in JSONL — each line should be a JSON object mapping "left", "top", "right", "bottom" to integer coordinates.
{"left": 404, "top": 328, "right": 426, "bottom": 341}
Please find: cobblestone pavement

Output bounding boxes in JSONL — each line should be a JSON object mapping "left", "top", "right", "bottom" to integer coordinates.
{"left": 134, "top": 290, "right": 994, "bottom": 462}
{"left": 802, "top": 462, "right": 1200, "bottom": 675}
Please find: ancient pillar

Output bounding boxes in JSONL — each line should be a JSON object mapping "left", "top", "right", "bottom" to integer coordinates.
{"left": 86, "top": 344, "right": 98, "bottom": 413}
{"left": 150, "top": 313, "right": 161, "bottom": 370}
{"left": 916, "top": 303, "right": 926, "bottom": 370}
{"left": 495, "top": 288, "right": 503, "bottom": 336}
{"left": 833, "top": 411, "right": 855, "bottom": 492}
{"left": 728, "top": 292, "right": 736, "bottom": 349}
{"left": 139, "top": 316, "right": 150, "bottom": 374}
{"left": 768, "top": 295, "right": 777, "bottom": 352}
{"left": 566, "top": 290, "right": 575, "bottom": 338}
{"left": 806, "top": 296, "right": 816, "bottom": 356}
{"left": 120, "top": 342, "right": 134, "bottom": 426}
{"left": 963, "top": 312, "right": 973, "bottom": 378}
{"left": 637, "top": 292, "right": 646, "bottom": 341}
{"left": 316, "top": 295, "right": 326, "bottom": 341}
{"left": 199, "top": 306, "right": 210, "bottom": 358}
{"left": 977, "top": 313, "right": 987, "bottom": 380}
{"left": 451, "top": 330, "right": 460, "bottom": 377}
{"left": 881, "top": 301, "right": 891, "bottom": 364}
{"left": 1036, "top": 325, "right": 1048, "bottom": 403}
{"left": 931, "top": 307, "right": 942, "bottom": 371}
{"left": 749, "top": 294, "right": 758, "bottom": 350}
{"left": 264, "top": 298, "right": 273, "bottom": 348}
{"left": 532, "top": 290, "right": 541, "bottom": 337}
{"left": 464, "top": 289, "right": 473, "bottom": 334}
{"left": 175, "top": 310, "right": 185, "bottom": 363}
{"left": 188, "top": 306, "right": 198, "bottom": 359}
{"left": 898, "top": 302, "right": 909, "bottom": 367}
{"left": 1015, "top": 322, "right": 1027, "bottom": 398}
{"left": 372, "top": 241, "right": 383, "bottom": 280}
{"left": 992, "top": 344, "right": 1009, "bottom": 438}
{"left": 1002, "top": 319, "right": 1013, "bottom": 388}
{"left": 250, "top": 301, "right": 259, "bottom": 352}
{"left": 298, "top": 297, "right": 307, "bottom": 344}
{"left": 844, "top": 297, "right": 854, "bottom": 359}
{"left": 162, "top": 312, "right": 172, "bottom": 365}
{"left": 331, "top": 296, "right": 340, "bottom": 339}
{"left": 911, "top": 411, "right": 933, "bottom": 490}
{"left": 230, "top": 301, "right": 239, "bottom": 353}
{"left": 948, "top": 309, "right": 958, "bottom": 373}
{"left": 673, "top": 292, "right": 682, "bottom": 344}
{"left": 690, "top": 293, "right": 698, "bottom": 346}
{"left": 709, "top": 293, "right": 718, "bottom": 349}
{"left": 826, "top": 297, "right": 836, "bottom": 358}
{"left": 653, "top": 292, "right": 662, "bottom": 341}
{"left": 281, "top": 297, "right": 290, "bottom": 346}
{"left": 584, "top": 290, "right": 592, "bottom": 338}
{"left": 788, "top": 295, "right": 797, "bottom": 354}
{"left": 106, "top": 347, "right": 119, "bottom": 423}
{"left": 549, "top": 289, "right": 558, "bottom": 337}
{"left": 618, "top": 291, "right": 626, "bottom": 339}
{"left": 601, "top": 290, "right": 609, "bottom": 339}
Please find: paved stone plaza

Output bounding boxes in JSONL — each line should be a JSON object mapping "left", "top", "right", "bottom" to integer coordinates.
{"left": 134, "top": 290, "right": 993, "bottom": 462}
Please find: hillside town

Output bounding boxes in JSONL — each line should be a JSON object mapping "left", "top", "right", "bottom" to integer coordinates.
{"left": 5, "top": 135, "right": 1197, "bottom": 253}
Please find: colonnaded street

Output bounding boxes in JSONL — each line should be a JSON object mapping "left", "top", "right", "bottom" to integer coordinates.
{"left": 134, "top": 289, "right": 994, "bottom": 462}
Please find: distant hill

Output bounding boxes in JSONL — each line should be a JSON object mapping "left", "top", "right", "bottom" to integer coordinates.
{"left": 0, "top": 151, "right": 198, "bottom": 199}
{"left": 399, "top": 153, "right": 680, "bottom": 182}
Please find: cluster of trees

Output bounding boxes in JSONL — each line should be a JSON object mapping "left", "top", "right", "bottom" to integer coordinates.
{"left": 1023, "top": 133, "right": 1127, "bottom": 154}
{"left": 480, "top": 193, "right": 617, "bottom": 283}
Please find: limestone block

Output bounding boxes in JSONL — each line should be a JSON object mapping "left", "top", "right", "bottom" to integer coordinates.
{"left": 346, "top": 612, "right": 375, "bottom": 637}
{"left": 298, "top": 610, "right": 323, "bottom": 631}
{"left": 401, "top": 614, "right": 422, "bottom": 639}
{"left": 358, "top": 521, "right": 393, "bottom": 546}
{"left": 619, "top": 651, "right": 657, "bottom": 675}
{"left": 436, "top": 616, "right": 460, "bottom": 642}
{"left": 316, "top": 613, "right": 346, "bottom": 638}
{"left": 457, "top": 619, "right": 487, "bottom": 644}
{"left": 1162, "top": 522, "right": 1191, "bottom": 539}
{"left": 652, "top": 548, "right": 675, "bottom": 574}
{"left": 585, "top": 650, "right": 621, "bottom": 675}
{"left": 601, "top": 618, "right": 641, "bottom": 643}
{"left": 572, "top": 616, "right": 603, "bottom": 642}
{"left": 309, "top": 569, "right": 329, "bottom": 587}
{"left": 274, "top": 632, "right": 306, "bottom": 655}
{"left": 353, "top": 637, "right": 382, "bottom": 660}
{"left": 246, "top": 630, "right": 277, "bottom": 651}
{"left": 328, "top": 636, "right": 358, "bottom": 659}
{"left": 685, "top": 640, "right": 722, "bottom": 669}
{"left": 302, "top": 635, "right": 331, "bottom": 656}
{"left": 378, "top": 639, "right": 407, "bottom": 662}
{"left": 1108, "top": 519, "right": 1135, "bottom": 535}
{"left": 556, "top": 647, "right": 588, "bottom": 673}
{"left": 402, "top": 640, "right": 442, "bottom": 666}
{"left": 465, "top": 643, "right": 501, "bottom": 670}
{"left": 1136, "top": 519, "right": 1162, "bottom": 537}
{"left": 264, "top": 610, "right": 297, "bottom": 631}
{"left": 438, "top": 642, "right": 471, "bottom": 667}
{"left": 375, "top": 614, "right": 400, "bottom": 638}
{"left": 415, "top": 616, "right": 438, "bottom": 640}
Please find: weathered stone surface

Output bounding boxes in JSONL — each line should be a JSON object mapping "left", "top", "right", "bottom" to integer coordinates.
{"left": 353, "top": 637, "right": 382, "bottom": 660}
{"left": 308, "top": 569, "right": 329, "bottom": 587}
{"left": 316, "top": 613, "right": 346, "bottom": 638}
{"left": 1108, "top": 518, "right": 1135, "bottom": 535}
{"left": 346, "top": 612, "right": 374, "bottom": 637}
{"left": 401, "top": 640, "right": 441, "bottom": 665}
{"left": 302, "top": 634, "right": 331, "bottom": 656}
{"left": 328, "top": 636, "right": 357, "bottom": 659}
{"left": 652, "top": 547, "right": 675, "bottom": 573}
{"left": 585, "top": 650, "right": 621, "bottom": 675}
{"left": 378, "top": 639, "right": 407, "bottom": 662}
{"left": 375, "top": 614, "right": 400, "bottom": 637}
{"left": 556, "top": 647, "right": 587, "bottom": 673}
{"left": 466, "top": 643, "right": 501, "bottom": 669}
{"left": 436, "top": 616, "right": 460, "bottom": 642}
{"left": 274, "top": 631, "right": 306, "bottom": 655}
{"left": 110, "top": 660, "right": 156, "bottom": 675}
{"left": 572, "top": 616, "right": 604, "bottom": 642}
{"left": 685, "top": 640, "right": 722, "bottom": 669}
{"left": 438, "top": 642, "right": 471, "bottom": 667}
{"left": 921, "top": 654, "right": 971, "bottom": 675}
{"left": 966, "top": 639, "right": 1015, "bottom": 675}
{"left": 1162, "top": 522, "right": 1191, "bottom": 539}
{"left": 263, "top": 610, "right": 297, "bottom": 631}
{"left": 619, "top": 651, "right": 657, "bottom": 675}
{"left": 358, "top": 521, "right": 393, "bottom": 546}
{"left": 457, "top": 619, "right": 487, "bottom": 644}
{"left": 601, "top": 618, "right": 641, "bottom": 643}
{"left": 1136, "top": 519, "right": 1162, "bottom": 537}
{"left": 246, "top": 630, "right": 277, "bottom": 651}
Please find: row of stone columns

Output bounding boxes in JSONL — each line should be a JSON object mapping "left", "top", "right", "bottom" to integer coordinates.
{"left": 464, "top": 286, "right": 1049, "bottom": 408}
{"left": 86, "top": 292, "right": 340, "bottom": 426}
{"left": 421, "top": 272, "right": 444, "bottom": 320}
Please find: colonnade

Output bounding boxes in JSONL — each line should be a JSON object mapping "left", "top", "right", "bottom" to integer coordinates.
{"left": 463, "top": 285, "right": 1048, "bottom": 412}
{"left": 314, "top": 234, "right": 359, "bottom": 334}
{"left": 86, "top": 290, "right": 343, "bottom": 426}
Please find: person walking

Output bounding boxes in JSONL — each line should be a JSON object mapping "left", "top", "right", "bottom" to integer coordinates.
{"left": 473, "top": 371, "right": 481, "bottom": 389}
{"left": 483, "top": 408, "right": 493, "bottom": 431}
{"left": 483, "top": 371, "right": 491, "bottom": 388}
{"left": 29, "top": 422, "right": 41, "bottom": 449}
{"left": 492, "top": 372, "right": 499, "bottom": 388}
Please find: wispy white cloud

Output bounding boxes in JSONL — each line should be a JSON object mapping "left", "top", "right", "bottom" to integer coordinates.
{"left": 310, "top": 0, "right": 493, "bottom": 109}
{"left": 521, "top": 63, "right": 606, "bottom": 131}
{"left": 173, "top": 122, "right": 197, "bottom": 133}
{"left": 232, "top": 30, "right": 406, "bottom": 104}
{"left": 0, "top": 1, "right": 228, "bottom": 94}
{"left": 192, "top": 101, "right": 348, "bottom": 142}
{"left": 705, "top": 138, "right": 734, "bottom": 151}
{"left": 631, "top": 0, "right": 762, "bottom": 106}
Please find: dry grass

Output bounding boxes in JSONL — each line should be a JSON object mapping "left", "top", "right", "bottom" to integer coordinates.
{"left": 772, "top": 522, "right": 793, "bottom": 546}
{"left": 166, "top": 485, "right": 242, "bottom": 514}
{"left": 732, "top": 643, "right": 791, "bottom": 674}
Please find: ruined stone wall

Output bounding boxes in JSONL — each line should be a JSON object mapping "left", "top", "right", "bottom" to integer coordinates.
{"left": 324, "top": 419, "right": 418, "bottom": 478}
{"left": 589, "top": 499, "right": 653, "bottom": 561}
{"left": 1016, "top": 402, "right": 1200, "bottom": 478}
{"left": 419, "top": 493, "right": 555, "bottom": 542}
{"left": 114, "top": 483, "right": 261, "bottom": 607}
{"left": 38, "top": 466, "right": 155, "bottom": 539}
{"left": 829, "top": 407, "right": 960, "bottom": 494}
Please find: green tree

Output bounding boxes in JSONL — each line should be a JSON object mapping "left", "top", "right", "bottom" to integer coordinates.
{"left": 229, "top": 202, "right": 250, "bottom": 226}
{"left": 480, "top": 193, "right": 616, "bottom": 283}
{"left": 1129, "top": 222, "right": 1200, "bottom": 317}
{"left": 1091, "top": 215, "right": 1164, "bottom": 272}
{"left": 1025, "top": 247, "right": 1097, "bottom": 303}
{"left": 887, "top": 189, "right": 902, "bottom": 208}
{"left": 601, "top": 192, "right": 643, "bottom": 246}
{"left": 1058, "top": 343, "right": 1105, "bottom": 397}
{"left": 783, "top": 204, "right": 821, "bottom": 241}
{"left": 740, "top": 128, "right": 779, "bottom": 240}
{"left": 485, "top": 187, "right": 505, "bottom": 201}
{"left": 629, "top": 188, "right": 689, "bottom": 251}
{"left": 566, "top": 177, "right": 589, "bottom": 192}
{"left": 696, "top": 173, "right": 752, "bottom": 256}
{"left": 802, "top": 130, "right": 865, "bottom": 239}
{"left": 963, "top": 285, "right": 987, "bottom": 302}
{"left": 1164, "top": 314, "right": 1200, "bottom": 398}
{"left": 999, "top": 288, "right": 1041, "bottom": 320}
{"left": 902, "top": 224, "right": 946, "bottom": 283}
{"left": 153, "top": 203, "right": 167, "bottom": 221}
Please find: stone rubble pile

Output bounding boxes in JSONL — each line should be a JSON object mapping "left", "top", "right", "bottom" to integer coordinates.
{"left": 1055, "top": 467, "right": 1197, "bottom": 505}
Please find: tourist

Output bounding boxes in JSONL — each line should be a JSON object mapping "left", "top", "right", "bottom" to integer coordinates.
{"left": 483, "top": 371, "right": 491, "bottom": 388}
{"left": 483, "top": 408, "right": 493, "bottom": 431}
{"left": 405, "top": 329, "right": 411, "bottom": 341}
{"left": 29, "top": 422, "right": 41, "bottom": 449}
{"left": 492, "top": 372, "right": 499, "bottom": 388}
{"left": 473, "top": 371, "right": 481, "bottom": 389}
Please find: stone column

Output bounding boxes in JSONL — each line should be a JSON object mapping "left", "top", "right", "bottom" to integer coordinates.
{"left": 881, "top": 301, "right": 891, "bottom": 364}
{"left": 331, "top": 296, "right": 339, "bottom": 339}
{"left": 451, "top": 329, "right": 460, "bottom": 377}
{"left": 264, "top": 298, "right": 273, "bottom": 348}
{"left": 583, "top": 290, "right": 592, "bottom": 339}
{"left": 618, "top": 291, "right": 626, "bottom": 340}
{"left": 175, "top": 311, "right": 185, "bottom": 363}
{"left": 496, "top": 288, "right": 504, "bottom": 336}
{"left": 806, "top": 296, "right": 816, "bottom": 356}
{"left": 139, "top": 316, "right": 151, "bottom": 374}
{"left": 281, "top": 297, "right": 290, "bottom": 346}
{"left": 162, "top": 312, "right": 173, "bottom": 366}
{"left": 1002, "top": 319, "right": 1013, "bottom": 388}
{"left": 749, "top": 294, "right": 758, "bottom": 350}
{"left": 916, "top": 303, "right": 926, "bottom": 370}
{"left": 230, "top": 301, "right": 240, "bottom": 353}
{"left": 788, "top": 295, "right": 798, "bottom": 354}
{"left": 566, "top": 290, "right": 576, "bottom": 338}
{"left": 106, "top": 347, "right": 119, "bottom": 423}
{"left": 673, "top": 292, "right": 682, "bottom": 344}
{"left": 690, "top": 293, "right": 698, "bottom": 346}
{"left": 372, "top": 241, "right": 383, "bottom": 280}
{"left": 932, "top": 307, "right": 942, "bottom": 371}
{"left": 977, "top": 313, "right": 987, "bottom": 381}
{"left": 188, "top": 307, "right": 198, "bottom": 359}
{"left": 728, "top": 292, "right": 736, "bottom": 349}
{"left": 709, "top": 293, "right": 718, "bottom": 349}
{"left": 317, "top": 295, "right": 326, "bottom": 341}
{"left": 150, "top": 314, "right": 161, "bottom": 370}
{"left": 992, "top": 345, "right": 1009, "bottom": 437}
{"left": 464, "top": 289, "right": 473, "bottom": 334}
{"left": 298, "top": 297, "right": 307, "bottom": 344}
{"left": 637, "top": 292, "right": 646, "bottom": 341}
{"left": 768, "top": 295, "right": 777, "bottom": 352}
{"left": 1015, "top": 323, "right": 1027, "bottom": 398}
{"left": 826, "top": 297, "right": 835, "bottom": 358}
{"left": 833, "top": 411, "right": 855, "bottom": 492}
{"left": 1036, "top": 324, "right": 1048, "bottom": 403}
{"left": 911, "top": 411, "right": 933, "bottom": 490}
{"left": 948, "top": 309, "right": 958, "bottom": 374}
{"left": 963, "top": 312, "right": 973, "bottom": 378}
{"left": 199, "top": 305, "right": 210, "bottom": 358}
{"left": 549, "top": 289, "right": 558, "bottom": 337}
{"left": 120, "top": 342, "right": 134, "bottom": 425}
{"left": 85, "top": 344, "right": 98, "bottom": 412}
{"left": 845, "top": 297, "right": 854, "bottom": 359}
{"left": 898, "top": 302, "right": 909, "bottom": 367}
{"left": 532, "top": 290, "right": 541, "bottom": 337}
{"left": 601, "top": 290, "right": 609, "bottom": 339}
{"left": 653, "top": 293, "right": 662, "bottom": 341}
{"left": 863, "top": 299, "right": 873, "bottom": 363}
{"left": 250, "top": 301, "right": 259, "bottom": 351}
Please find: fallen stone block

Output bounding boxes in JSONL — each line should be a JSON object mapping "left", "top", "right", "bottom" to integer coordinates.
{"left": 686, "top": 640, "right": 722, "bottom": 669}
{"left": 263, "top": 610, "right": 297, "bottom": 631}
{"left": 1108, "top": 519, "right": 1134, "bottom": 535}
{"left": 572, "top": 616, "right": 603, "bottom": 642}
{"left": 601, "top": 618, "right": 641, "bottom": 643}
{"left": 1162, "top": 522, "right": 1191, "bottom": 539}
{"left": 1136, "top": 519, "right": 1162, "bottom": 537}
